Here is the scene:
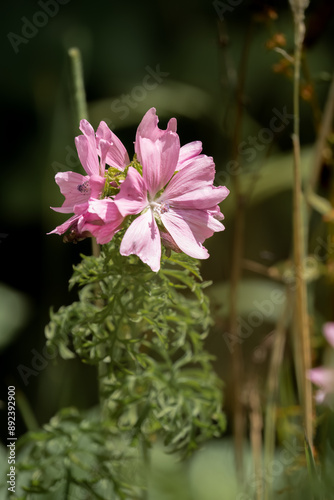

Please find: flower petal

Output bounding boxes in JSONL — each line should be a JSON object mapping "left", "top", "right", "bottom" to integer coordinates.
{"left": 308, "top": 367, "right": 334, "bottom": 391}
{"left": 87, "top": 198, "right": 113, "bottom": 221}
{"left": 96, "top": 121, "right": 129, "bottom": 170}
{"left": 135, "top": 107, "right": 177, "bottom": 146}
{"left": 323, "top": 322, "right": 334, "bottom": 348}
{"left": 47, "top": 213, "right": 80, "bottom": 235}
{"left": 51, "top": 172, "right": 89, "bottom": 213}
{"left": 162, "top": 207, "right": 225, "bottom": 259}
{"left": 120, "top": 210, "right": 161, "bottom": 272}
{"left": 114, "top": 167, "right": 148, "bottom": 216}
{"left": 89, "top": 175, "right": 106, "bottom": 199}
{"left": 79, "top": 119, "right": 95, "bottom": 138}
{"left": 139, "top": 133, "right": 180, "bottom": 197}
{"left": 85, "top": 200, "right": 124, "bottom": 244}
{"left": 161, "top": 209, "right": 212, "bottom": 259}
{"left": 98, "top": 139, "right": 111, "bottom": 174}
{"left": 162, "top": 185, "right": 230, "bottom": 211}
{"left": 177, "top": 141, "right": 202, "bottom": 169}
{"left": 75, "top": 135, "right": 100, "bottom": 177}
{"left": 161, "top": 155, "right": 216, "bottom": 200}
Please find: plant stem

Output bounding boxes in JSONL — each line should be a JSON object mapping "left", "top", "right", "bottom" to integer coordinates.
{"left": 68, "top": 47, "right": 100, "bottom": 261}
{"left": 289, "top": 0, "right": 313, "bottom": 446}
{"left": 68, "top": 47, "right": 88, "bottom": 128}
{"left": 248, "top": 376, "right": 263, "bottom": 500}
{"left": 68, "top": 47, "right": 104, "bottom": 407}
{"left": 263, "top": 291, "right": 291, "bottom": 500}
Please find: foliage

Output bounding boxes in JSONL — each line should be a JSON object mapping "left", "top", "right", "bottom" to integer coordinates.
{"left": 15, "top": 234, "right": 226, "bottom": 498}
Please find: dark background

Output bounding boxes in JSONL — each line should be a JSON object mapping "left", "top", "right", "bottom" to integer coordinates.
{"left": 1, "top": 0, "right": 334, "bottom": 439}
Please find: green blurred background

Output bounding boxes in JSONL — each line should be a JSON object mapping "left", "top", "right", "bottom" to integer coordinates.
{"left": 1, "top": 0, "right": 334, "bottom": 441}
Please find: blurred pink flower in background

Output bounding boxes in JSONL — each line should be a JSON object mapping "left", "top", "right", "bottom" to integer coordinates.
{"left": 308, "top": 322, "right": 334, "bottom": 408}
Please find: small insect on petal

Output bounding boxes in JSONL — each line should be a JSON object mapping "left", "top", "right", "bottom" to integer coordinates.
{"left": 77, "top": 181, "right": 90, "bottom": 194}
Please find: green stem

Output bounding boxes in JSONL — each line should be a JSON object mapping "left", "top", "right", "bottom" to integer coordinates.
{"left": 68, "top": 47, "right": 89, "bottom": 126}
{"left": 68, "top": 47, "right": 104, "bottom": 408}
{"left": 68, "top": 47, "right": 100, "bottom": 261}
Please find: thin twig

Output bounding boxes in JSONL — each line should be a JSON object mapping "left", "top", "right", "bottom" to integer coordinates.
{"left": 242, "top": 259, "right": 283, "bottom": 281}
{"left": 263, "top": 290, "right": 291, "bottom": 500}
{"left": 289, "top": 0, "right": 313, "bottom": 446}
{"left": 301, "top": 56, "right": 322, "bottom": 134}
{"left": 248, "top": 377, "right": 264, "bottom": 500}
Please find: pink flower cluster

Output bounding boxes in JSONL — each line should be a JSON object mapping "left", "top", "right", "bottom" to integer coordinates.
{"left": 308, "top": 322, "right": 334, "bottom": 408}
{"left": 49, "top": 108, "right": 229, "bottom": 272}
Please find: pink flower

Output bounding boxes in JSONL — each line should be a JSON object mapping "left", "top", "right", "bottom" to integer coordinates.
{"left": 308, "top": 322, "right": 334, "bottom": 407}
{"left": 49, "top": 120, "right": 128, "bottom": 239}
{"left": 114, "top": 108, "right": 229, "bottom": 272}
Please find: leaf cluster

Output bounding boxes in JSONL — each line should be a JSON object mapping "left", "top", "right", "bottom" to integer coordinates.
{"left": 16, "top": 407, "right": 143, "bottom": 499}
{"left": 18, "top": 238, "right": 226, "bottom": 498}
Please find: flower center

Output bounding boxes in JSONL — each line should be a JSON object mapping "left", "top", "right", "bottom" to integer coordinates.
{"left": 150, "top": 200, "right": 170, "bottom": 216}
{"left": 77, "top": 181, "right": 90, "bottom": 194}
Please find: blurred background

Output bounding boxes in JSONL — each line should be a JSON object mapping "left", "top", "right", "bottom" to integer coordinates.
{"left": 1, "top": 0, "right": 334, "bottom": 443}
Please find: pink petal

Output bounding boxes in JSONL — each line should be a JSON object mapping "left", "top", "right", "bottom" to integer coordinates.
{"left": 114, "top": 167, "right": 148, "bottom": 216}
{"left": 308, "top": 367, "right": 334, "bottom": 391}
{"left": 161, "top": 185, "right": 230, "bottom": 211}
{"left": 323, "top": 322, "right": 334, "bottom": 348}
{"left": 51, "top": 172, "right": 90, "bottom": 213}
{"left": 75, "top": 135, "right": 100, "bottom": 177}
{"left": 79, "top": 119, "right": 95, "bottom": 139}
{"left": 314, "top": 390, "right": 326, "bottom": 404}
{"left": 96, "top": 121, "right": 113, "bottom": 142}
{"left": 139, "top": 133, "right": 180, "bottom": 197}
{"left": 84, "top": 200, "right": 124, "bottom": 244}
{"left": 177, "top": 141, "right": 202, "bottom": 169}
{"left": 91, "top": 222, "right": 121, "bottom": 245}
{"left": 162, "top": 207, "right": 225, "bottom": 259}
{"left": 135, "top": 108, "right": 177, "bottom": 147}
{"left": 120, "top": 210, "right": 161, "bottom": 272}
{"left": 99, "top": 139, "right": 111, "bottom": 174}
{"left": 87, "top": 198, "right": 113, "bottom": 221}
{"left": 47, "top": 213, "right": 80, "bottom": 235}
{"left": 88, "top": 198, "right": 123, "bottom": 224}
{"left": 208, "top": 206, "right": 225, "bottom": 220}
{"left": 161, "top": 155, "right": 216, "bottom": 201}
{"left": 89, "top": 175, "right": 106, "bottom": 199}
{"left": 166, "top": 117, "right": 177, "bottom": 133}
{"left": 96, "top": 121, "right": 129, "bottom": 170}
{"left": 161, "top": 209, "right": 210, "bottom": 260}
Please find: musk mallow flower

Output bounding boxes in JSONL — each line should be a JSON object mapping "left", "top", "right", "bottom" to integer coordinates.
{"left": 114, "top": 108, "right": 229, "bottom": 272}
{"left": 308, "top": 322, "right": 334, "bottom": 407}
{"left": 49, "top": 119, "right": 128, "bottom": 239}
{"left": 49, "top": 108, "right": 229, "bottom": 271}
